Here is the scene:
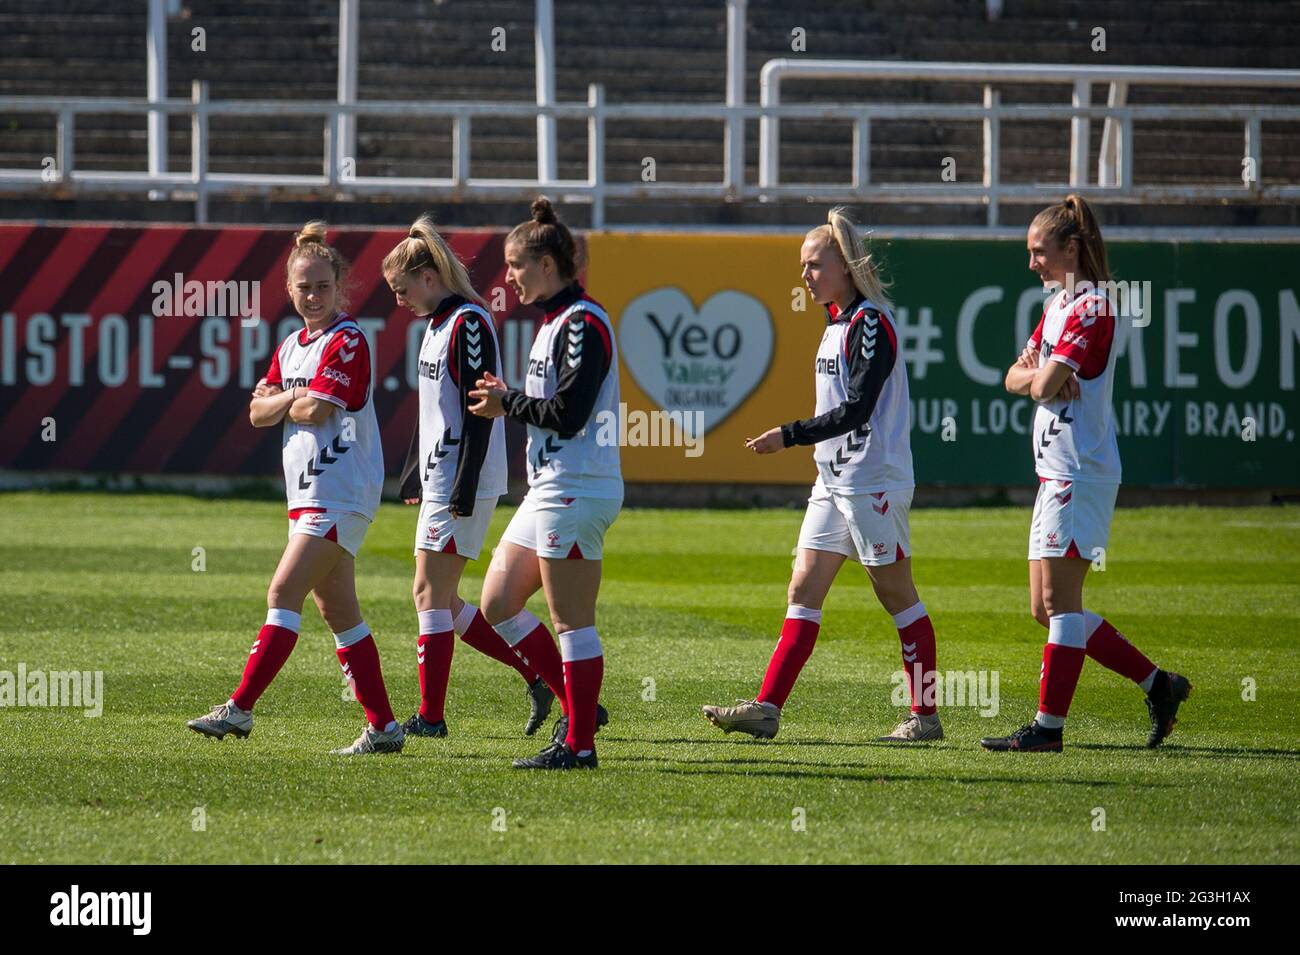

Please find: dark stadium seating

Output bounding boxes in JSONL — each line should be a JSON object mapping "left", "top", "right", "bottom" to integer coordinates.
{"left": 1, "top": 0, "right": 1297, "bottom": 225}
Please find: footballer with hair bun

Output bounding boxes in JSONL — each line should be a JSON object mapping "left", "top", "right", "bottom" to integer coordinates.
{"left": 468, "top": 197, "right": 619, "bottom": 770}
{"left": 186, "top": 221, "right": 403, "bottom": 756}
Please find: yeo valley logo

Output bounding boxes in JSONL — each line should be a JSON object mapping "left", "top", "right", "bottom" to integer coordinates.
{"left": 620, "top": 287, "right": 774, "bottom": 432}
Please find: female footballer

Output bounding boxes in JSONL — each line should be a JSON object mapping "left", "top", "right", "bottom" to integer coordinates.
{"left": 187, "top": 221, "right": 402, "bottom": 755}
{"left": 703, "top": 208, "right": 943, "bottom": 743}
{"left": 468, "top": 198, "right": 619, "bottom": 770}
{"left": 384, "top": 216, "right": 556, "bottom": 739}
{"left": 980, "top": 194, "right": 1192, "bottom": 752}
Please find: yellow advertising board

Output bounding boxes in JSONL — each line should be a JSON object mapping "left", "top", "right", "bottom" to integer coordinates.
{"left": 587, "top": 232, "right": 823, "bottom": 484}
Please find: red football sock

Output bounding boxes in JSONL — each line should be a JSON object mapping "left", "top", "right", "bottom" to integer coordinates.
{"left": 455, "top": 603, "right": 539, "bottom": 684}
{"left": 757, "top": 607, "right": 822, "bottom": 709}
{"left": 495, "top": 610, "right": 567, "bottom": 717}
{"left": 559, "top": 627, "right": 604, "bottom": 753}
{"left": 1084, "top": 612, "right": 1157, "bottom": 685}
{"left": 230, "top": 610, "right": 301, "bottom": 711}
{"left": 335, "top": 629, "right": 396, "bottom": 730}
{"left": 894, "top": 602, "right": 938, "bottom": 716}
{"left": 1039, "top": 613, "right": 1087, "bottom": 720}
{"left": 417, "top": 609, "right": 454, "bottom": 723}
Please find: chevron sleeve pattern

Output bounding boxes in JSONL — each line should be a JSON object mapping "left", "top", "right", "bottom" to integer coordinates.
{"left": 781, "top": 309, "right": 896, "bottom": 447}
{"left": 501, "top": 313, "right": 611, "bottom": 439}
{"left": 447, "top": 311, "right": 496, "bottom": 514}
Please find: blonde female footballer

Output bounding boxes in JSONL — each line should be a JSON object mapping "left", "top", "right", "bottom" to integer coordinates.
{"left": 703, "top": 208, "right": 944, "bottom": 743}
{"left": 187, "top": 222, "right": 402, "bottom": 755}
{"left": 384, "top": 216, "right": 557, "bottom": 739}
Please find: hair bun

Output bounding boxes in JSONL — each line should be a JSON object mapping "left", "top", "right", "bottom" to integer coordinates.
{"left": 530, "top": 197, "right": 557, "bottom": 225}
{"left": 295, "top": 220, "right": 328, "bottom": 247}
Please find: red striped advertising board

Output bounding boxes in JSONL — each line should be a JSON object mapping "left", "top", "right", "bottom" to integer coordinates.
{"left": 0, "top": 224, "right": 543, "bottom": 479}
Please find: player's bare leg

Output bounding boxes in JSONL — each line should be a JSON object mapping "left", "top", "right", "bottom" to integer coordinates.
{"left": 188, "top": 534, "right": 342, "bottom": 741}
{"left": 868, "top": 558, "right": 943, "bottom": 742}
{"left": 311, "top": 548, "right": 363, "bottom": 632}
{"left": 275, "top": 535, "right": 345, "bottom": 597}
{"left": 1027, "top": 558, "right": 1050, "bottom": 629}
{"left": 481, "top": 540, "right": 544, "bottom": 623}
{"left": 704, "top": 548, "right": 843, "bottom": 740}
{"left": 480, "top": 540, "right": 575, "bottom": 742}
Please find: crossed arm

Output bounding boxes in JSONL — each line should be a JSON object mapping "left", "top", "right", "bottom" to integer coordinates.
{"left": 249, "top": 381, "right": 336, "bottom": 427}
{"left": 1005, "top": 346, "right": 1081, "bottom": 403}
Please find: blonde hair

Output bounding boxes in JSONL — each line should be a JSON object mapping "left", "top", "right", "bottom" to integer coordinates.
{"left": 806, "top": 207, "right": 892, "bottom": 309}
{"left": 506, "top": 196, "right": 582, "bottom": 281}
{"left": 1031, "top": 193, "right": 1112, "bottom": 285}
{"left": 286, "top": 220, "right": 352, "bottom": 312}
{"left": 382, "top": 214, "right": 487, "bottom": 307}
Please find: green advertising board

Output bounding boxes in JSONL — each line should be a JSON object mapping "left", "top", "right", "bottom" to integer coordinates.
{"left": 876, "top": 239, "right": 1300, "bottom": 488}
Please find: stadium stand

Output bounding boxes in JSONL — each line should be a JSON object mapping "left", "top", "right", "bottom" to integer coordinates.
{"left": 1, "top": 0, "right": 1297, "bottom": 225}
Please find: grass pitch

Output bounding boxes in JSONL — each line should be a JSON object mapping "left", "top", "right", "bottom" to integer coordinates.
{"left": 1, "top": 492, "right": 1297, "bottom": 864}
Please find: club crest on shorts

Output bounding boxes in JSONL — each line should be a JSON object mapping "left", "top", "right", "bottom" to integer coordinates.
{"left": 873, "top": 541, "right": 888, "bottom": 557}
{"left": 547, "top": 531, "right": 560, "bottom": 548}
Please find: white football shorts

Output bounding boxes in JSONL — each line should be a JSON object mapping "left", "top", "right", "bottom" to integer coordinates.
{"left": 796, "top": 484, "right": 913, "bottom": 566}
{"left": 1027, "top": 479, "right": 1118, "bottom": 561}
{"left": 500, "top": 493, "right": 622, "bottom": 560}
{"left": 288, "top": 508, "right": 370, "bottom": 558}
{"left": 413, "top": 496, "right": 499, "bottom": 560}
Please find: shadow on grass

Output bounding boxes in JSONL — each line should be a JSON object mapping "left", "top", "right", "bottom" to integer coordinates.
{"left": 1072, "top": 742, "right": 1300, "bottom": 761}
{"left": 482, "top": 734, "right": 952, "bottom": 750}
{"left": 629, "top": 757, "right": 1141, "bottom": 787}
{"left": 622, "top": 736, "right": 943, "bottom": 748}
{"left": 457, "top": 734, "right": 1300, "bottom": 768}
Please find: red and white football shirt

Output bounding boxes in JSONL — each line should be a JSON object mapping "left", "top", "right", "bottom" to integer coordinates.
{"left": 264, "top": 314, "right": 384, "bottom": 520}
{"left": 1027, "top": 288, "right": 1121, "bottom": 484}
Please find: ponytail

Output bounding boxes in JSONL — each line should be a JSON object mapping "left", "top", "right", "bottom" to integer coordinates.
{"left": 807, "top": 207, "right": 892, "bottom": 309}
{"left": 382, "top": 214, "right": 487, "bottom": 307}
{"left": 506, "top": 196, "right": 583, "bottom": 282}
{"left": 1031, "top": 193, "right": 1111, "bottom": 286}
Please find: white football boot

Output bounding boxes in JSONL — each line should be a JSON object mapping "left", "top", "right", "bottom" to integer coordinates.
{"left": 330, "top": 723, "right": 405, "bottom": 755}
{"left": 702, "top": 699, "right": 781, "bottom": 739}
{"left": 877, "top": 712, "right": 943, "bottom": 742}
{"left": 187, "top": 701, "right": 253, "bottom": 740}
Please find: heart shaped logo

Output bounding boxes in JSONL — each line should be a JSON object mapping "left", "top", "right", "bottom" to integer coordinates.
{"left": 618, "top": 287, "right": 774, "bottom": 433}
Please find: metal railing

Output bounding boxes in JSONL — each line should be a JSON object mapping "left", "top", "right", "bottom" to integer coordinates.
{"left": 3, "top": 0, "right": 1299, "bottom": 229}
{"left": 2, "top": 66, "right": 1298, "bottom": 228}
{"left": 759, "top": 59, "right": 1300, "bottom": 223}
